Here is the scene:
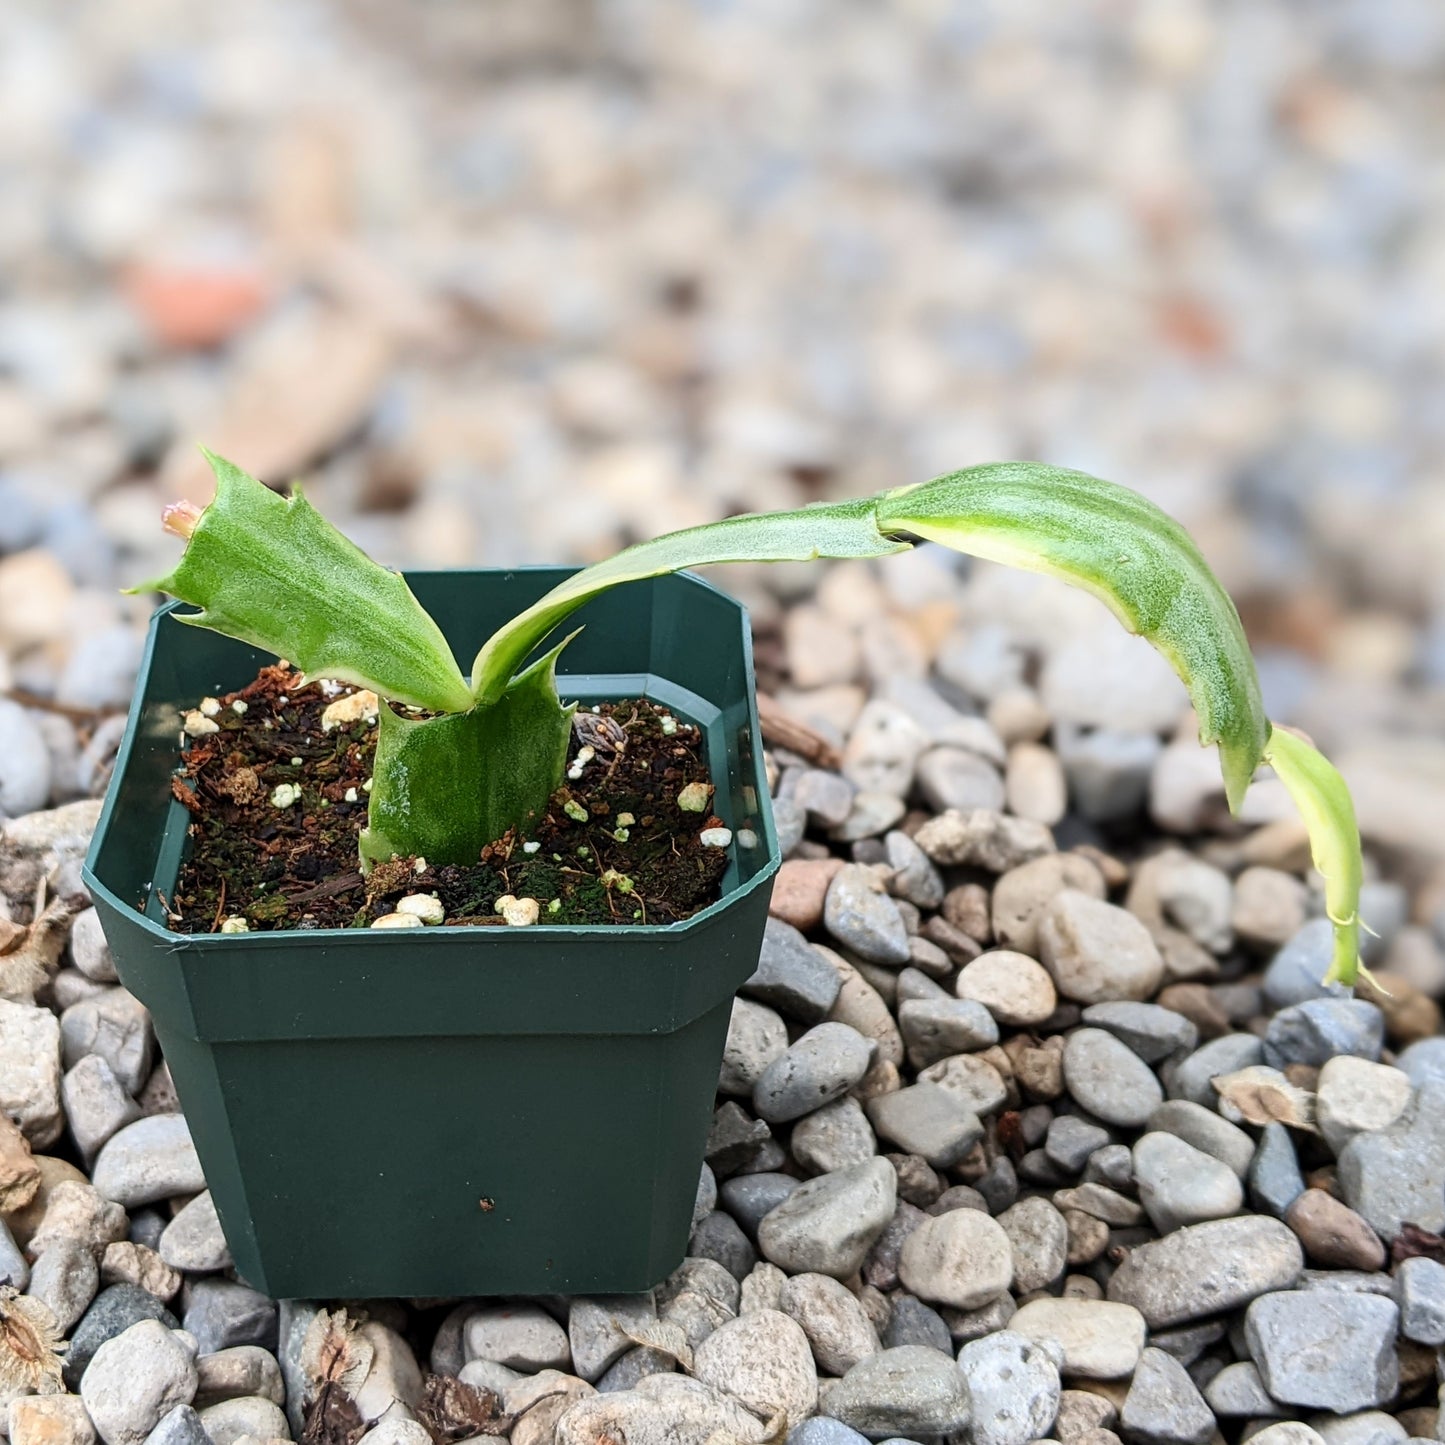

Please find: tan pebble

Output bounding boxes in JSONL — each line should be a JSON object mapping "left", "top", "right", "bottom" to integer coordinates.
{"left": 955, "top": 950, "right": 1058, "bottom": 1028}
{"left": 1284, "top": 1188, "right": 1386, "bottom": 1271}
{"left": 1006, "top": 742, "right": 1067, "bottom": 826}
{"left": 770, "top": 857, "right": 845, "bottom": 931}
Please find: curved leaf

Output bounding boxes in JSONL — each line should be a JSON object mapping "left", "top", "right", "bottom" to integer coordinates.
{"left": 875, "top": 462, "right": 1270, "bottom": 809}
{"left": 1262, "top": 724, "right": 1363, "bottom": 986}
{"left": 470, "top": 498, "right": 909, "bottom": 704}
{"left": 134, "top": 451, "right": 474, "bottom": 715}
{"left": 359, "top": 637, "right": 576, "bottom": 868}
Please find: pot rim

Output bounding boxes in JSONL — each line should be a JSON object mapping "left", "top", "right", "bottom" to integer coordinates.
{"left": 83, "top": 565, "right": 781, "bottom": 947}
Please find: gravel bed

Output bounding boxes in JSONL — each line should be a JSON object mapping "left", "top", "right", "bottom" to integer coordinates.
{"left": 5, "top": 563, "right": 1445, "bottom": 1443}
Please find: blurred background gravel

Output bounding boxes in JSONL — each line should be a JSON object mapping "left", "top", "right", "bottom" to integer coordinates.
{"left": 1, "top": 0, "right": 1443, "bottom": 854}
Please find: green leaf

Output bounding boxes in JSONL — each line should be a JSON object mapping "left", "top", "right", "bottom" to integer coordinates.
{"left": 359, "top": 637, "right": 576, "bottom": 868}
{"left": 134, "top": 451, "right": 474, "bottom": 715}
{"left": 470, "top": 497, "right": 910, "bottom": 704}
{"left": 1262, "top": 725, "right": 1364, "bottom": 986}
{"left": 875, "top": 462, "right": 1270, "bottom": 810}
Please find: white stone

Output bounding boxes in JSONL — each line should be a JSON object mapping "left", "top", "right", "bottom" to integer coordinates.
{"left": 80, "top": 1321, "right": 198, "bottom": 1445}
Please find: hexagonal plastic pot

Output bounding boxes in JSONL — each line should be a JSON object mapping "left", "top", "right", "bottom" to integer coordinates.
{"left": 83, "top": 568, "right": 779, "bottom": 1299}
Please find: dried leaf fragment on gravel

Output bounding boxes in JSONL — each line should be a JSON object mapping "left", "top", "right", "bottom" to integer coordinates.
{"left": 416, "top": 1373, "right": 512, "bottom": 1441}
{"left": 0, "top": 1288, "right": 65, "bottom": 1394}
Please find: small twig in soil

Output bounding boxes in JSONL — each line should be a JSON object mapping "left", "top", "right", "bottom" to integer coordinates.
{"left": 210, "top": 879, "right": 227, "bottom": 934}
{"left": 282, "top": 872, "right": 365, "bottom": 904}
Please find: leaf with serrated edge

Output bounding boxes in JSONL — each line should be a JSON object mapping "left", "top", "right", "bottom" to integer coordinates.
{"left": 470, "top": 497, "right": 909, "bottom": 704}
{"left": 1262, "top": 724, "right": 1363, "bottom": 986}
{"left": 134, "top": 451, "right": 473, "bottom": 714}
{"left": 876, "top": 462, "right": 1269, "bottom": 810}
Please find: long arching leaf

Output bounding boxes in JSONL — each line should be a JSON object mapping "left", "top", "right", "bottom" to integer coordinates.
{"left": 469, "top": 499, "right": 910, "bottom": 704}
{"left": 875, "top": 463, "right": 1270, "bottom": 810}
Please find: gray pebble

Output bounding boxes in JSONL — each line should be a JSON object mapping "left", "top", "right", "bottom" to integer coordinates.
{"left": 719, "top": 997, "right": 789, "bottom": 1096}
{"left": 959, "top": 1330, "right": 1061, "bottom": 1445}
{"left": 568, "top": 1294, "right": 658, "bottom": 1383}
{"left": 778, "top": 1272, "right": 879, "bottom": 1376}
{"left": 1039, "top": 891, "right": 1164, "bottom": 1005}
{"left": 998, "top": 1196, "right": 1068, "bottom": 1294}
{"left": 787, "top": 1419, "right": 871, "bottom": 1445}
{"left": 1203, "top": 1361, "right": 1288, "bottom": 1418}
{"left": 791, "top": 1096, "right": 878, "bottom": 1174}
{"left": 1394, "top": 1255, "right": 1445, "bottom": 1344}
{"left": 1245, "top": 1290, "right": 1398, "bottom": 1412}
{"left": 753, "top": 1022, "right": 874, "bottom": 1123}
{"left": 0, "top": 700, "right": 52, "bottom": 817}
{"left": 916, "top": 746, "right": 1005, "bottom": 814}
{"left": 92, "top": 1115, "right": 203, "bottom": 1208}
{"left": 196, "top": 1397, "right": 289, "bottom": 1445}
{"left": 182, "top": 1279, "right": 278, "bottom": 1354}
{"left": 1046, "top": 1116, "right": 1112, "bottom": 1173}
{"left": 1167, "top": 1034, "right": 1264, "bottom": 1108}
{"left": 884, "top": 830, "right": 944, "bottom": 909}
{"left": 1081, "top": 1002, "right": 1198, "bottom": 1064}
{"left": 0, "top": 1217, "right": 27, "bottom": 1289}
{"left": 758, "top": 1157, "right": 897, "bottom": 1279}
{"left": 1120, "top": 1346, "right": 1216, "bottom": 1445}
{"left": 60, "top": 989, "right": 154, "bottom": 1096}
{"left": 1107, "top": 1217, "right": 1304, "bottom": 1328}
{"left": 1133, "top": 1131, "right": 1244, "bottom": 1233}
{"left": 693, "top": 1163, "right": 717, "bottom": 1231}
{"left": 1146, "top": 1100, "right": 1255, "bottom": 1178}
{"left": 594, "top": 1345, "right": 674, "bottom": 1392}
{"left": 1396, "top": 1037, "right": 1445, "bottom": 1091}
{"left": 1263, "top": 920, "right": 1349, "bottom": 1008}
{"left": 80, "top": 1319, "right": 198, "bottom": 1445}
{"left": 824, "top": 864, "right": 911, "bottom": 964}
{"left": 743, "top": 919, "right": 844, "bottom": 1022}
{"left": 819, "top": 1346, "right": 970, "bottom": 1437}
{"left": 159, "top": 1191, "right": 231, "bottom": 1273}
{"left": 65, "top": 1284, "right": 179, "bottom": 1389}
{"left": 1057, "top": 727, "right": 1160, "bottom": 821}
{"left": 774, "top": 798, "right": 807, "bottom": 856}
{"left": 144, "top": 1405, "right": 211, "bottom": 1445}
{"left": 719, "top": 1173, "right": 800, "bottom": 1237}
{"left": 865, "top": 1084, "right": 983, "bottom": 1169}
{"left": 1248, "top": 1123, "right": 1307, "bottom": 1218}
{"left": 882, "top": 1293, "right": 952, "bottom": 1353}
{"left": 1310, "top": 1413, "right": 1407, "bottom": 1445}
{"left": 1263, "top": 999, "right": 1384, "bottom": 1068}
{"left": 1083, "top": 1144, "right": 1134, "bottom": 1192}
{"left": 70, "top": 907, "right": 119, "bottom": 982}
{"left": 1063, "top": 1028, "right": 1164, "bottom": 1128}
{"left": 1338, "top": 1084, "right": 1445, "bottom": 1239}
{"left": 27, "top": 1237, "right": 99, "bottom": 1332}
{"left": 688, "top": 1210, "right": 757, "bottom": 1281}
{"left": 790, "top": 768, "right": 856, "bottom": 826}
{"left": 897, "top": 998, "right": 998, "bottom": 1069}
{"left": 706, "top": 1102, "right": 771, "bottom": 1176}
{"left": 61, "top": 1053, "right": 140, "bottom": 1164}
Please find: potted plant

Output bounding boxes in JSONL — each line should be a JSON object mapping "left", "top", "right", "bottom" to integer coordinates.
{"left": 83, "top": 453, "right": 1365, "bottom": 1300}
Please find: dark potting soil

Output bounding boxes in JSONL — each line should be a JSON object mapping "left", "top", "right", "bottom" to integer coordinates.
{"left": 166, "top": 663, "right": 729, "bottom": 932}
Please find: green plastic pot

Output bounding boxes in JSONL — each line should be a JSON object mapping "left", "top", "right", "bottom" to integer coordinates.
{"left": 83, "top": 568, "right": 779, "bottom": 1299}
